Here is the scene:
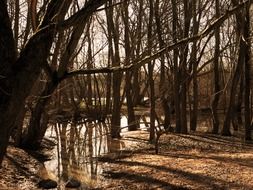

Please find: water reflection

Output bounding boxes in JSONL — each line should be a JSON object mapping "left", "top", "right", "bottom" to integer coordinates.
{"left": 44, "top": 121, "right": 118, "bottom": 189}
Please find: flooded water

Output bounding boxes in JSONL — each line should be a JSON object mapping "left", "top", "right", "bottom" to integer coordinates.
{"left": 40, "top": 112, "right": 214, "bottom": 189}
{"left": 41, "top": 121, "right": 121, "bottom": 189}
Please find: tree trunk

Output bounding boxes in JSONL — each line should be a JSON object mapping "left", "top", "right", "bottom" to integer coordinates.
{"left": 0, "top": 0, "right": 108, "bottom": 165}
{"left": 12, "top": 107, "right": 26, "bottom": 146}
{"left": 0, "top": 0, "right": 61, "bottom": 163}
{"left": 132, "top": 0, "right": 143, "bottom": 106}
{"left": 106, "top": 0, "right": 121, "bottom": 138}
{"left": 21, "top": 81, "right": 58, "bottom": 149}
{"left": 171, "top": 0, "right": 181, "bottom": 133}
{"left": 87, "top": 28, "right": 93, "bottom": 105}
{"left": 111, "top": 71, "right": 122, "bottom": 138}
{"left": 243, "top": 5, "right": 251, "bottom": 141}
{"left": 222, "top": 20, "right": 246, "bottom": 136}
{"left": 222, "top": 39, "right": 244, "bottom": 136}
{"left": 123, "top": 0, "right": 137, "bottom": 131}
{"left": 14, "top": 0, "right": 20, "bottom": 49}
{"left": 22, "top": 0, "right": 95, "bottom": 149}
{"left": 180, "top": 0, "right": 192, "bottom": 134}
{"left": 155, "top": 0, "right": 171, "bottom": 130}
{"left": 190, "top": 0, "right": 199, "bottom": 132}
{"left": 180, "top": 70, "right": 188, "bottom": 134}
{"left": 0, "top": 2, "right": 17, "bottom": 161}
{"left": 148, "top": 0, "right": 155, "bottom": 142}
{"left": 234, "top": 76, "right": 244, "bottom": 128}
{"left": 211, "top": 0, "right": 221, "bottom": 134}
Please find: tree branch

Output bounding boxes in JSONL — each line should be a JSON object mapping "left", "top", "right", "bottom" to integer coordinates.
{"left": 59, "top": 0, "right": 108, "bottom": 29}
{"left": 65, "top": 0, "right": 252, "bottom": 78}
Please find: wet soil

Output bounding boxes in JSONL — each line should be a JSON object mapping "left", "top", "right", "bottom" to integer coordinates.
{"left": 1, "top": 130, "right": 253, "bottom": 190}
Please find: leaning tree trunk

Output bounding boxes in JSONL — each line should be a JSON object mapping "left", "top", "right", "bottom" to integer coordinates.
{"left": 222, "top": 38, "right": 244, "bottom": 136}
{"left": 0, "top": 28, "right": 55, "bottom": 162}
{"left": 0, "top": 0, "right": 62, "bottom": 163}
{"left": 0, "top": 0, "right": 108, "bottom": 165}
{"left": 222, "top": 5, "right": 247, "bottom": 136}
{"left": 22, "top": 0, "right": 100, "bottom": 149}
{"left": 0, "top": 1, "right": 17, "bottom": 164}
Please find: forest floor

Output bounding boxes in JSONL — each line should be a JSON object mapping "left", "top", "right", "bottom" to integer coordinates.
{"left": 0, "top": 144, "right": 41, "bottom": 190}
{"left": 98, "top": 130, "right": 253, "bottom": 190}
{"left": 0, "top": 130, "right": 253, "bottom": 190}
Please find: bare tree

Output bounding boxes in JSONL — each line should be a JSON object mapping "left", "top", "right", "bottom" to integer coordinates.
{"left": 222, "top": 1, "right": 250, "bottom": 136}
{"left": 0, "top": 0, "right": 108, "bottom": 164}
{"left": 211, "top": 0, "right": 221, "bottom": 134}
{"left": 106, "top": 0, "right": 122, "bottom": 138}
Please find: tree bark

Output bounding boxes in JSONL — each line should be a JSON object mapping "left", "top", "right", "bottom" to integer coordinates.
{"left": 222, "top": 3, "right": 247, "bottom": 136}
{"left": 106, "top": 0, "right": 121, "bottom": 138}
{"left": 21, "top": 81, "right": 58, "bottom": 149}
{"left": 0, "top": 0, "right": 107, "bottom": 164}
{"left": 189, "top": 0, "right": 202, "bottom": 132}
{"left": 0, "top": 0, "right": 59, "bottom": 162}
{"left": 180, "top": 0, "right": 191, "bottom": 134}
{"left": 132, "top": 0, "right": 143, "bottom": 106}
{"left": 155, "top": 0, "right": 171, "bottom": 130}
{"left": 211, "top": 0, "right": 221, "bottom": 134}
{"left": 148, "top": 0, "right": 156, "bottom": 142}
{"left": 171, "top": 0, "right": 181, "bottom": 133}
{"left": 243, "top": 5, "right": 251, "bottom": 141}
{"left": 123, "top": 0, "right": 137, "bottom": 131}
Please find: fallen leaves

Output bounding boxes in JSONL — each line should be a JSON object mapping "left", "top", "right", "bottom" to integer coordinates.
{"left": 99, "top": 130, "right": 253, "bottom": 190}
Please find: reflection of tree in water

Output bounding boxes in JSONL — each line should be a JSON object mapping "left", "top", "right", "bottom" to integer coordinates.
{"left": 58, "top": 123, "right": 68, "bottom": 181}
{"left": 53, "top": 121, "right": 111, "bottom": 186}
{"left": 47, "top": 114, "right": 159, "bottom": 188}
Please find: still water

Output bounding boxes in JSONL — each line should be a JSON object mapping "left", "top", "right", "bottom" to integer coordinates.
{"left": 40, "top": 114, "right": 153, "bottom": 189}
{"left": 41, "top": 121, "right": 113, "bottom": 189}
